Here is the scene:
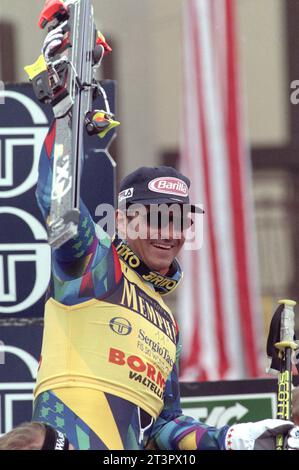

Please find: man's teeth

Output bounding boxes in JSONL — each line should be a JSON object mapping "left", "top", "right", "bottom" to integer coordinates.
{"left": 152, "top": 243, "right": 173, "bottom": 250}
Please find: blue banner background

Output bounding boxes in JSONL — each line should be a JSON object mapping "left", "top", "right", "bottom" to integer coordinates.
{"left": 0, "top": 83, "right": 116, "bottom": 318}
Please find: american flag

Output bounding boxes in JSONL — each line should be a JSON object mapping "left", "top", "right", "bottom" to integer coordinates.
{"left": 179, "top": 0, "right": 264, "bottom": 381}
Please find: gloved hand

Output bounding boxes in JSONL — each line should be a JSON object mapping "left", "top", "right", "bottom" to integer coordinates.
{"left": 225, "top": 419, "right": 299, "bottom": 450}
{"left": 287, "top": 426, "right": 299, "bottom": 449}
{"left": 42, "top": 21, "right": 68, "bottom": 62}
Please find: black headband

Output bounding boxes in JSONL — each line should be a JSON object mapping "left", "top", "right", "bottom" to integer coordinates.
{"left": 41, "top": 424, "right": 70, "bottom": 450}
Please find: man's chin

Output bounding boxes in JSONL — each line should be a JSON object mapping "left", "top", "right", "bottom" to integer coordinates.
{"left": 144, "top": 258, "right": 172, "bottom": 274}
{"left": 145, "top": 248, "right": 175, "bottom": 273}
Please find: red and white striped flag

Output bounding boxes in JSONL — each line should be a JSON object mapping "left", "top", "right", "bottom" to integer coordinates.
{"left": 179, "top": 0, "right": 264, "bottom": 381}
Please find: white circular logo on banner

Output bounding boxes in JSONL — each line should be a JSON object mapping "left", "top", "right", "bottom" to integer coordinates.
{"left": 0, "top": 207, "right": 51, "bottom": 314}
{"left": 0, "top": 91, "right": 49, "bottom": 198}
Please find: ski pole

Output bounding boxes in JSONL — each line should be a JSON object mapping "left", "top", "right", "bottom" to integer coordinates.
{"left": 274, "top": 299, "right": 298, "bottom": 450}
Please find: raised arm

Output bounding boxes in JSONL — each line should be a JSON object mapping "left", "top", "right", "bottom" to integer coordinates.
{"left": 36, "top": 119, "right": 113, "bottom": 285}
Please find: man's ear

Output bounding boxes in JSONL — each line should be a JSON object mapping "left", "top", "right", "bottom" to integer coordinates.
{"left": 115, "top": 209, "right": 127, "bottom": 239}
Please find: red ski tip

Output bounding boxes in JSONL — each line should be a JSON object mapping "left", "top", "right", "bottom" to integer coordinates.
{"left": 38, "top": 0, "right": 68, "bottom": 29}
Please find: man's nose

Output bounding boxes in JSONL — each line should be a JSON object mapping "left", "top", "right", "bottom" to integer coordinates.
{"left": 160, "top": 222, "right": 182, "bottom": 240}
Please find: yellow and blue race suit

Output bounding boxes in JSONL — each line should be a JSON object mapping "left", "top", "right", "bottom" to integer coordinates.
{"left": 32, "top": 121, "right": 229, "bottom": 450}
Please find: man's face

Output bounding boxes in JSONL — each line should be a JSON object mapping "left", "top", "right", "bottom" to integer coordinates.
{"left": 117, "top": 205, "right": 189, "bottom": 274}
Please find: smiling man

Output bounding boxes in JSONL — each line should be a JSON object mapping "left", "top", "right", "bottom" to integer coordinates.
{"left": 31, "top": 22, "right": 299, "bottom": 451}
{"left": 32, "top": 133, "right": 299, "bottom": 450}
{"left": 33, "top": 154, "right": 207, "bottom": 449}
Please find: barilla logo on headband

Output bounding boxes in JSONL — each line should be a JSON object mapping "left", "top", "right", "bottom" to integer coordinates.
{"left": 148, "top": 177, "right": 188, "bottom": 197}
